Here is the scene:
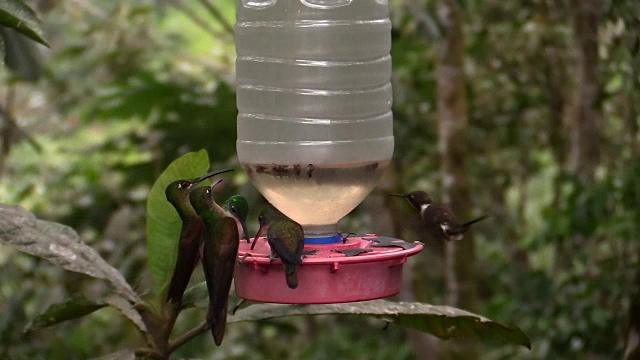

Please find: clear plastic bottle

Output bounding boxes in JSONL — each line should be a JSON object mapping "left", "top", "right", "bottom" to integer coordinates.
{"left": 236, "top": 0, "right": 393, "bottom": 240}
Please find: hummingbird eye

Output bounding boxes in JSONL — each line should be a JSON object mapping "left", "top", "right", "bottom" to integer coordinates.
{"left": 178, "top": 181, "right": 190, "bottom": 189}
{"left": 205, "top": 187, "right": 212, "bottom": 195}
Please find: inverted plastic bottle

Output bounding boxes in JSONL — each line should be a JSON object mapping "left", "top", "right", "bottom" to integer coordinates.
{"left": 236, "top": 0, "right": 393, "bottom": 242}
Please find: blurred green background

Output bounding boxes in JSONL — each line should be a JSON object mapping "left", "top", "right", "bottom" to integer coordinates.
{"left": 1, "top": 0, "right": 638, "bottom": 359}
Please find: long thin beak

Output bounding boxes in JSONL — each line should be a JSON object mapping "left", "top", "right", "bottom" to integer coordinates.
{"left": 250, "top": 225, "right": 267, "bottom": 250}
{"left": 388, "top": 194, "right": 407, "bottom": 198}
{"left": 210, "top": 178, "right": 224, "bottom": 189}
{"left": 240, "top": 220, "right": 250, "bottom": 243}
{"left": 195, "top": 168, "right": 234, "bottom": 184}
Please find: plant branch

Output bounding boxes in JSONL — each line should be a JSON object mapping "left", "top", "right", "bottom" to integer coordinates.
{"left": 0, "top": 89, "right": 43, "bottom": 154}
{"left": 169, "top": 0, "right": 228, "bottom": 40}
{"left": 168, "top": 320, "right": 210, "bottom": 353}
{"left": 197, "top": 0, "right": 235, "bottom": 38}
{"left": 407, "top": 0, "right": 441, "bottom": 40}
{"left": 134, "top": 347, "right": 160, "bottom": 359}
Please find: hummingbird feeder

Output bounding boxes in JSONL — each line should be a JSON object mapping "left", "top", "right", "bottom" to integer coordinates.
{"left": 233, "top": 0, "right": 423, "bottom": 304}
{"left": 236, "top": 234, "right": 422, "bottom": 304}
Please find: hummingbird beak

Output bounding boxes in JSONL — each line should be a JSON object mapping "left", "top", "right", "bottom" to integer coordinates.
{"left": 195, "top": 168, "right": 234, "bottom": 184}
{"left": 388, "top": 193, "right": 407, "bottom": 198}
{"left": 210, "top": 178, "right": 224, "bottom": 190}
{"left": 250, "top": 225, "right": 268, "bottom": 250}
{"left": 240, "top": 220, "right": 250, "bottom": 243}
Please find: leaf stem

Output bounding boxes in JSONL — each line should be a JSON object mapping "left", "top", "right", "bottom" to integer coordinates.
{"left": 134, "top": 347, "right": 160, "bottom": 359}
{"left": 196, "top": 0, "right": 235, "bottom": 37}
{"left": 168, "top": 321, "right": 210, "bottom": 353}
{"left": 169, "top": 0, "right": 227, "bottom": 40}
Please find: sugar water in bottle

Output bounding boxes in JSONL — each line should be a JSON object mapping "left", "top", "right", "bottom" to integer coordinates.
{"left": 236, "top": 0, "right": 393, "bottom": 242}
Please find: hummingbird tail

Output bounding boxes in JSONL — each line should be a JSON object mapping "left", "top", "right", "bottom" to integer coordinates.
{"left": 285, "top": 264, "right": 298, "bottom": 289}
{"left": 461, "top": 215, "right": 489, "bottom": 229}
{"left": 208, "top": 303, "right": 228, "bottom": 346}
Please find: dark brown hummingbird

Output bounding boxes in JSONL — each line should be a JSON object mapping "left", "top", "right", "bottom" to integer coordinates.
{"left": 164, "top": 168, "right": 233, "bottom": 307}
{"left": 389, "top": 191, "right": 487, "bottom": 241}
{"left": 189, "top": 180, "right": 239, "bottom": 346}
{"left": 252, "top": 204, "right": 304, "bottom": 289}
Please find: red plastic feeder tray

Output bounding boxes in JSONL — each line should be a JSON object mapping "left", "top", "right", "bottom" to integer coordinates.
{"left": 234, "top": 234, "right": 423, "bottom": 304}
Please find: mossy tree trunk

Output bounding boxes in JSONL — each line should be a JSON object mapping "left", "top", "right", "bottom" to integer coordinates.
{"left": 568, "top": 0, "right": 602, "bottom": 180}
{"left": 435, "top": 0, "right": 478, "bottom": 358}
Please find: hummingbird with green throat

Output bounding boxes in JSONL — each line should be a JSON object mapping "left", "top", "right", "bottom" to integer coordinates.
{"left": 251, "top": 204, "right": 304, "bottom": 289}
{"left": 223, "top": 195, "right": 250, "bottom": 243}
{"left": 189, "top": 179, "right": 240, "bottom": 346}
{"left": 389, "top": 191, "right": 487, "bottom": 242}
{"left": 164, "top": 168, "right": 234, "bottom": 306}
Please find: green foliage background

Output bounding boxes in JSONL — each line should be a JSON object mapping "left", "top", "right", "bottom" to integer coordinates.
{"left": 1, "top": 0, "right": 638, "bottom": 358}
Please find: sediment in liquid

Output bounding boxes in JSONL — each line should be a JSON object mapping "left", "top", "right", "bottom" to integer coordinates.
{"left": 243, "top": 160, "right": 389, "bottom": 236}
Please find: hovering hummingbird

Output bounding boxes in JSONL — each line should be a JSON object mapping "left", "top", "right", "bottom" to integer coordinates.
{"left": 252, "top": 204, "right": 304, "bottom": 289}
{"left": 164, "top": 169, "right": 234, "bottom": 306}
{"left": 189, "top": 180, "right": 239, "bottom": 346}
{"left": 223, "top": 195, "right": 250, "bottom": 243}
{"left": 389, "top": 191, "right": 487, "bottom": 242}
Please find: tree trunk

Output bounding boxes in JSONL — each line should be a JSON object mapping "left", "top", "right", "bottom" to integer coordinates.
{"left": 435, "top": 0, "right": 478, "bottom": 357}
{"left": 538, "top": 0, "right": 570, "bottom": 209}
{"left": 568, "top": 0, "right": 602, "bottom": 179}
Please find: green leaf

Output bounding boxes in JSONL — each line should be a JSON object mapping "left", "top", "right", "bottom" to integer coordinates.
{"left": 0, "top": 204, "right": 140, "bottom": 304}
{"left": 146, "top": 149, "right": 210, "bottom": 299}
{"left": 103, "top": 295, "right": 147, "bottom": 333}
{"left": 24, "top": 292, "right": 147, "bottom": 334}
{"left": 0, "top": 0, "right": 49, "bottom": 46}
{"left": 182, "top": 281, "right": 209, "bottom": 309}
{"left": 24, "top": 294, "right": 106, "bottom": 332}
{"left": 228, "top": 300, "right": 531, "bottom": 349}
{"left": 1, "top": 27, "right": 42, "bottom": 80}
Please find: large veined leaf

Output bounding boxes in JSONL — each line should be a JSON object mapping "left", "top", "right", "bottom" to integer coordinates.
{"left": 104, "top": 294, "right": 147, "bottom": 332}
{"left": 24, "top": 293, "right": 146, "bottom": 334}
{"left": 182, "top": 281, "right": 247, "bottom": 315}
{"left": 0, "top": 204, "right": 140, "bottom": 304}
{"left": 146, "top": 149, "right": 210, "bottom": 299}
{"left": 228, "top": 300, "right": 531, "bottom": 349}
{"left": 182, "top": 281, "right": 209, "bottom": 309}
{"left": 1, "top": 27, "right": 42, "bottom": 80}
{"left": 24, "top": 295, "right": 106, "bottom": 333}
{"left": 0, "top": 0, "right": 48, "bottom": 46}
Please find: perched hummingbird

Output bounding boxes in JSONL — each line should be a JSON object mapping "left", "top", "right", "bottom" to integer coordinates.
{"left": 252, "top": 204, "right": 304, "bottom": 289}
{"left": 223, "top": 195, "right": 250, "bottom": 243}
{"left": 189, "top": 180, "right": 239, "bottom": 346}
{"left": 164, "top": 169, "right": 234, "bottom": 306}
{"left": 389, "top": 191, "right": 488, "bottom": 241}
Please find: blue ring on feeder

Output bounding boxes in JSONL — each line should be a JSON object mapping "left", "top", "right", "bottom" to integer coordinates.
{"left": 304, "top": 234, "right": 342, "bottom": 244}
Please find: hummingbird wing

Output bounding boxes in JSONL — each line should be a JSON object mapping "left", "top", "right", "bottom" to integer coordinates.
{"left": 166, "top": 216, "right": 204, "bottom": 305}
{"left": 267, "top": 220, "right": 304, "bottom": 266}
{"left": 422, "top": 205, "right": 462, "bottom": 241}
{"left": 202, "top": 216, "right": 239, "bottom": 346}
{"left": 268, "top": 220, "right": 303, "bottom": 289}
{"left": 427, "top": 205, "right": 486, "bottom": 240}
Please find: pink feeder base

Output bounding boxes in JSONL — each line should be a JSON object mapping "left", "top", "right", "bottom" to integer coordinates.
{"left": 234, "top": 234, "right": 423, "bottom": 304}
